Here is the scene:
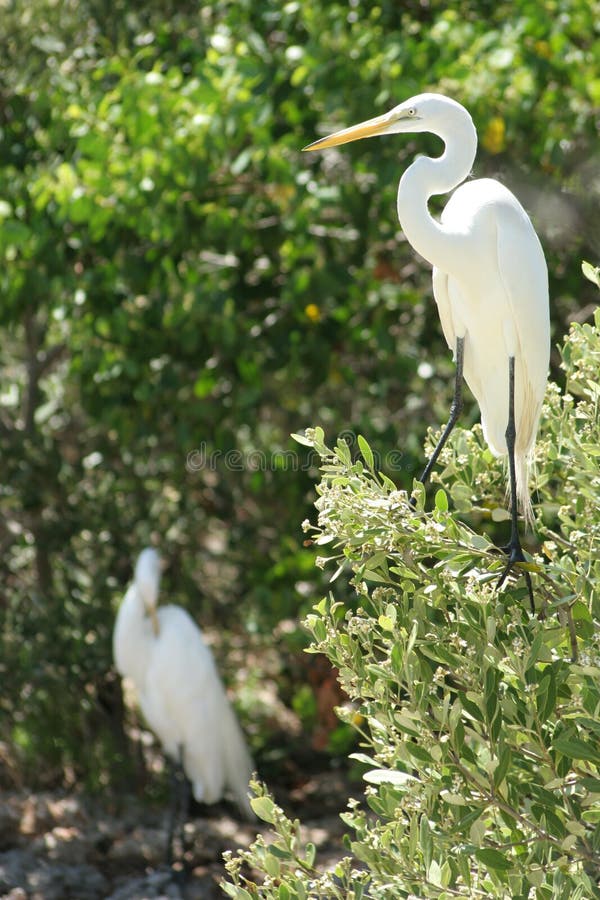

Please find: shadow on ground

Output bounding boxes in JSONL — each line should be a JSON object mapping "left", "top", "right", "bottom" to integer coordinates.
{"left": 0, "top": 767, "right": 353, "bottom": 899}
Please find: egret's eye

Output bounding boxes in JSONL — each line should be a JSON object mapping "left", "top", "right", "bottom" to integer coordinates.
{"left": 407, "top": 108, "right": 417, "bottom": 117}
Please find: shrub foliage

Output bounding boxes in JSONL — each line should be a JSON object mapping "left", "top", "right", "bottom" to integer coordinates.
{"left": 224, "top": 315, "right": 600, "bottom": 898}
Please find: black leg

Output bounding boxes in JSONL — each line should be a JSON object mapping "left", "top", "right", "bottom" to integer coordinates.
{"left": 166, "top": 745, "right": 190, "bottom": 878}
{"left": 411, "top": 336, "right": 464, "bottom": 503}
{"left": 497, "top": 357, "right": 534, "bottom": 612}
{"left": 178, "top": 763, "right": 191, "bottom": 861}
{"left": 166, "top": 752, "right": 179, "bottom": 867}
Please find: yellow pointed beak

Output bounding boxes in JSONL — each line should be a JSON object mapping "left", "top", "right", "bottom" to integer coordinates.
{"left": 149, "top": 606, "right": 160, "bottom": 637}
{"left": 302, "top": 111, "right": 394, "bottom": 152}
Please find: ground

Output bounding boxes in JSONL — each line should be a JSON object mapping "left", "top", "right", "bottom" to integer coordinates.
{"left": 0, "top": 768, "right": 352, "bottom": 899}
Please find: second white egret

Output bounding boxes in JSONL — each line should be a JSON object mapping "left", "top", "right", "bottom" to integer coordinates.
{"left": 113, "top": 548, "right": 255, "bottom": 864}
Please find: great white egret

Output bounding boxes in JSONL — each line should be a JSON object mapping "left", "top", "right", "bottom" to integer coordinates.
{"left": 304, "top": 93, "right": 550, "bottom": 608}
{"left": 113, "top": 548, "right": 255, "bottom": 863}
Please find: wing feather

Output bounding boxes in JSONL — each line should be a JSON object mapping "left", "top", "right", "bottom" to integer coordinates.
{"left": 431, "top": 267, "right": 457, "bottom": 353}
{"left": 495, "top": 202, "right": 550, "bottom": 455}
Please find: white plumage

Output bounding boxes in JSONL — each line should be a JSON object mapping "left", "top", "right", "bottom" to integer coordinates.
{"left": 113, "top": 547, "right": 254, "bottom": 819}
{"left": 305, "top": 93, "right": 549, "bottom": 525}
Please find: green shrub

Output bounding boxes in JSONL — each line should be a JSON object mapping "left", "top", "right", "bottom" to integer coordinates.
{"left": 223, "top": 313, "right": 600, "bottom": 898}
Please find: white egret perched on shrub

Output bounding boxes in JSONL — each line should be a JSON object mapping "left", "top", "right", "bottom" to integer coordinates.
{"left": 304, "top": 93, "right": 550, "bottom": 609}
{"left": 113, "top": 547, "right": 255, "bottom": 863}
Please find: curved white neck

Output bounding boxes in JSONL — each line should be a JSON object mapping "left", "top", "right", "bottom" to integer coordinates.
{"left": 396, "top": 114, "right": 477, "bottom": 271}
{"left": 113, "top": 583, "right": 154, "bottom": 686}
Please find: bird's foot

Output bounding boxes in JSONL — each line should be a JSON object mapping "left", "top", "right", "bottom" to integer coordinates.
{"left": 496, "top": 542, "right": 535, "bottom": 613}
{"left": 168, "top": 855, "right": 190, "bottom": 887}
{"left": 166, "top": 824, "right": 192, "bottom": 885}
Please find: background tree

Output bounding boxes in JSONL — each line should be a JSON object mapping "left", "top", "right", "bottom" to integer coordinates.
{"left": 0, "top": 0, "right": 598, "bottom": 791}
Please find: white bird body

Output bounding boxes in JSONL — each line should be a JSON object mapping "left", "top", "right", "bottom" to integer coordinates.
{"left": 113, "top": 548, "right": 254, "bottom": 818}
{"left": 305, "top": 93, "right": 550, "bottom": 527}
{"left": 431, "top": 178, "right": 549, "bottom": 519}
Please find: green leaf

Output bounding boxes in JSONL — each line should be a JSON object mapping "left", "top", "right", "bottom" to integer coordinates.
{"left": 294, "top": 879, "right": 307, "bottom": 900}
{"left": 434, "top": 488, "right": 448, "bottom": 512}
{"left": 311, "top": 618, "right": 327, "bottom": 641}
{"left": 269, "top": 844, "right": 294, "bottom": 859}
{"left": 469, "top": 816, "right": 486, "bottom": 846}
{"left": 408, "top": 813, "right": 418, "bottom": 861}
{"left": 494, "top": 745, "right": 512, "bottom": 789}
{"left": 349, "top": 752, "right": 376, "bottom": 766}
{"left": 407, "top": 743, "right": 432, "bottom": 764}
{"left": 419, "top": 815, "right": 433, "bottom": 870}
{"left": 474, "top": 847, "right": 513, "bottom": 872}
{"left": 390, "top": 642, "right": 404, "bottom": 674}
{"left": 553, "top": 735, "right": 600, "bottom": 764}
{"left": 313, "top": 426, "right": 326, "bottom": 448}
{"left": 428, "top": 859, "right": 442, "bottom": 887}
{"left": 357, "top": 434, "right": 374, "bottom": 470}
{"left": 461, "top": 694, "right": 484, "bottom": 723}
{"left": 525, "top": 630, "right": 545, "bottom": 673}
{"left": 352, "top": 882, "right": 364, "bottom": 900}
{"left": 406, "top": 621, "right": 418, "bottom": 654}
{"left": 264, "top": 853, "right": 281, "bottom": 877}
{"left": 336, "top": 438, "right": 352, "bottom": 464}
{"left": 225, "top": 889, "right": 253, "bottom": 900}
{"left": 536, "top": 669, "right": 557, "bottom": 722}
{"left": 291, "top": 431, "right": 314, "bottom": 447}
{"left": 484, "top": 667, "right": 499, "bottom": 723}
{"left": 440, "top": 790, "right": 468, "bottom": 806}
{"left": 579, "top": 776, "right": 600, "bottom": 792}
{"left": 250, "top": 796, "right": 276, "bottom": 823}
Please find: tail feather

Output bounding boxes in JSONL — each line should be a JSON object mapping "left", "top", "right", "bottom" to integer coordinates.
{"left": 513, "top": 389, "right": 543, "bottom": 530}
{"left": 222, "top": 703, "right": 256, "bottom": 820}
{"left": 515, "top": 451, "right": 534, "bottom": 530}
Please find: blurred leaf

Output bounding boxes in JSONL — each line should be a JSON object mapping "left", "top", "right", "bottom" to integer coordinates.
{"left": 582, "top": 260, "right": 600, "bottom": 290}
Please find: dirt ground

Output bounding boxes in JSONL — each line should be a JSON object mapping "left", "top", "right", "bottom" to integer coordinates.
{"left": 0, "top": 769, "right": 353, "bottom": 899}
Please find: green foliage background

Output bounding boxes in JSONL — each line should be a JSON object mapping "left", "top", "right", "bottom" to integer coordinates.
{"left": 1, "top": 0, "right": 599, "bottom": 791}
